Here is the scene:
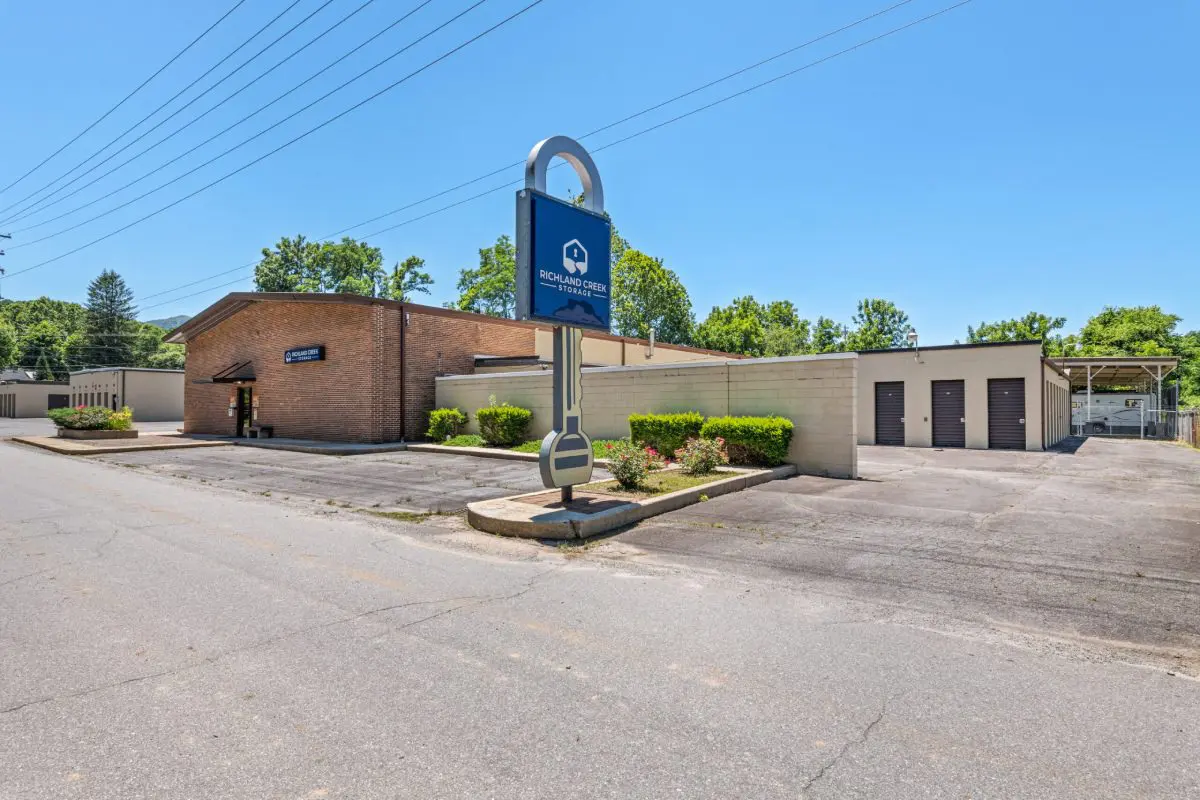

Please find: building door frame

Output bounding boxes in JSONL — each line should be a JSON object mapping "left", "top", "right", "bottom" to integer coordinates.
{"left": 235, "top": 386, "right": 254, "bottom": 437}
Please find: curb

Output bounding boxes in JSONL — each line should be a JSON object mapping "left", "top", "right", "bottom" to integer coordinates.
{"left": 10, "top": 436, "right": 230, "bottom": 456}
{"left": 467, "top": 464, "right": 795, "bottom": 540}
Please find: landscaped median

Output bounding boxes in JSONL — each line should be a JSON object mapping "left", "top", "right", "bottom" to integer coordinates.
{"left": 466, "top": 463, "right": 795, "bottom": 540}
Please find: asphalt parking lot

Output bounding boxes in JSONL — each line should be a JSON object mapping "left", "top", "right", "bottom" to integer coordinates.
{"left": 617, "top": 437, "right": 1200, "bottom": 671}
{"left": 0, "top": 418, "right": 183, "bottom": 438}
{"left": 97, "top": 446, "right": 605, "bottom": 513}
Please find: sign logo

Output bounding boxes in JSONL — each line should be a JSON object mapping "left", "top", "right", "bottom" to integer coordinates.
{"left": 562, "top": 239, "right": 587, "bottom": 275}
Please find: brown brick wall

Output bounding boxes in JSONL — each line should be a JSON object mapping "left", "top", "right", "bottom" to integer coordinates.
{"left": 402, "top": 309, "right": 534, "bottom": 439}
{"left": 185, "top": 301, "right": 384, "bottom": 442}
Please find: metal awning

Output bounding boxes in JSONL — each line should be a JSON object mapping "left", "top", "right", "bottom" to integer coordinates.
{"left": 1051, "top": 356, "right": 1178, "bottom": 391}
{"left": 195, "top": 360, "right": 256, "bottom": 384}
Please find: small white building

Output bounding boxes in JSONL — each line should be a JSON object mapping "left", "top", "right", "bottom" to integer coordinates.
{"left": 0, "top": 379, "right": 71, "bottom": 418}
{"left": 69, "top": 368, "right": 184, "bottom": 422}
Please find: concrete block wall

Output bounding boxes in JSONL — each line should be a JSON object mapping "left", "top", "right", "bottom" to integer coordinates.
{"left": 436, "top": 353, "right": 858, "bottom": 478}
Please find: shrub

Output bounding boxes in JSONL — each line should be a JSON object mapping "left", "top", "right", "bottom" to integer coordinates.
{"left": 47, "top": 405, "right": 134, "bottom": 431}
{"left": 475, "top": 402, "right": 533, "bottom": 446}
{"left": 628, "top": 412, "right": 704, "bottom": 457}
{"left": 603, "top": 439, "right": 659, "bottom": 489}
{"left": 443, "top": 434, "right": 486, "bottom": 448}
{"left": 675, "top": 437, "right": 729, "bottom": 475}
{"left": 699, "top": 416, "right": 794, "bottom": 466}
{"left": 426, "top": 408, "right": 468, "bottom": 441}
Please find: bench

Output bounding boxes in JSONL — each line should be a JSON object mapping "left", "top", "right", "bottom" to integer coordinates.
{"left": 248, "top": 425, "right": 274, "bottom": 439}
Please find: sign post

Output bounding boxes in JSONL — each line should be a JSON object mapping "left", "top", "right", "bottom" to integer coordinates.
{"left": 515, "top": 136, "right": 611, "bottom": 502}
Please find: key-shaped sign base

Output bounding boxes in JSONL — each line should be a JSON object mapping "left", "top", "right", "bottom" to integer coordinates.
{"left": 539, "top": 326, "right": 593, "bottom": 500}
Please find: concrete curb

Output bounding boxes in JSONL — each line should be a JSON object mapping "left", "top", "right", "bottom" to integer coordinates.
{"left": 408, "top": 442, "right": 612, "bottom": 468}
{"left": 467, "top": 464, "right": 796, "bottom": 540}
{"left": 10, "top": 436, "right": 230, "bottom": 456}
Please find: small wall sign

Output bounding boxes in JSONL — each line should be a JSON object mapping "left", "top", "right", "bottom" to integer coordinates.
{"left": 284, "top": 345, "right": 325, "bottom": 364}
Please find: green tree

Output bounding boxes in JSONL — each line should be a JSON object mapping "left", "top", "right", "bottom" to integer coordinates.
{"left": 452, "top": 235, "right": 517, "bottom": 318}
{"left": 254, "top": 235, "right": 325, "bottom": 292}
{"left": 1176, "top": 330, "right": 1200, "bottom": 407}
{"left": 84, "top": 270, "right": 137, "bottom": 367}
{"left": 610, "top": 249, "right": 694, "bottom": 344}
{"left": 693, "top": 296, "right": 766, "bottom": 356}
{"left": 323, "top": 237, "right": 384, "bottom": 295}
{"left": 19, "top": 320, "right": 68, "bottom": 380}
{"left": 967, "top": 312, "right": 1068, "bottom": 355}
{"left": 382, "top": 255, "right": 434, "bottom": 302}
{"left": 810, "top": 316, "right": 849, "bottom": 354}
{"left": 1075, "top": 306, "right": 1180, "bottom": 356}
{"left": 146, "top": 344, "right": 186, "bottom": 370}
{"left": 0, "top": 322, "right": 18, "bottom": 369}
{"left": 846, "top": 298, "right": 911, "bottom": 350}
{"left": 63, "top": 332, "right": 93, "bottom": 371}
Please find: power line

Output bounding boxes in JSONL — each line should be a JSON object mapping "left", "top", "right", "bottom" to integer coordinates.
{"left": 0, "top": 0, "right": 249, "bottom": 198}
{"left": 137, "top": 0, "right": 952, "bottom": 309}
{"left": 5, "top": 0, "right": 387, "bottom": 232}
{"left": 4, "top": 0, "right": 351, "bottom": 228}
{"left": 0, "top": 0, "right": 310, "bottom": 222}
{"left": 15, "top": 0, "right": 975, "bottom": 312}
{"left": 7, "top": 0, "right": 491, "bottom": 252}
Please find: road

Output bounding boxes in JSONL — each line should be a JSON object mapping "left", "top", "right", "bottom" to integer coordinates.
{"left": 2, "top": 441, "right": 1198, "bottom": 799}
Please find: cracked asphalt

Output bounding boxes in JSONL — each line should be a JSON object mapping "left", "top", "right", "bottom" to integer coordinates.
{"left": 2, "top": 439, "right": 1199, "bottom": 798}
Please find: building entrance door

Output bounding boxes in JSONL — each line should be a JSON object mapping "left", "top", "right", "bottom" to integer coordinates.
{"left": 236, "top": 387, "right": 253, "bottom": 437}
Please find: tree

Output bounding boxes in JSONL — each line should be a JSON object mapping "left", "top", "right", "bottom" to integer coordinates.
{"left": 846, "top": 298, "right": 910, "bottom": 351}
{"left": 1176, "top": 330, "right": 1200, "bottom": 408}
{"left": 84, "top": 270, "right": 137, "bottom": 367}
{"left": 693, "top": 296, "right": 767, "bottom": 356}
{"left": 0, "top": 322, "right": 17, "bottom": 369}
{"left": 610, "top": 249, "right": 694, "bottom": 344}
{"left": 762, "top": 300, "right": 810, "bottom": 357}
{"left": 967, "top": 312, "right": 1067, "bottom": 355}
{"left": 810, "top": 316, "right": 849, "bottom": 354}
{"left": 1075, "top": 306, "right": 1180, "bottom": 356}
{"left": 382, "top": 256, "right": 434, "bottom": 302}
{"left": 254, "top": 235, "right": 325, "bottom": 292}
{"left": 146, "top": 345, "right": 186, "bottom": 370}
{"left": 19, "top": 320, "right": 68, "bottom": 380}
{"left": 323, "top": 237, "right": 384, "bottom": 295}
{"left": 452, "top": 235, "right": 517, "bottom": 318}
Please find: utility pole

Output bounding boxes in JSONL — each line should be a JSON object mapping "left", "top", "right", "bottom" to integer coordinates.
{"left": 0, "top": 232, "right": 10, "bottom": 300}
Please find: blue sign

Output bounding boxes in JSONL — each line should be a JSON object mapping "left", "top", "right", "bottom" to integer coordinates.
{"left": 284, "top": 345, "right": 325, "bottom": 364}
{"left": 523, "top": 190, "right": 611, "bottom": 332}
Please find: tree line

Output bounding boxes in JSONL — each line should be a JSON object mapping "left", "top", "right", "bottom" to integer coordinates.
{"left": 0, "top": 271, "right": 185, "bottom": 380}
{"left": 251, "top": 219, "right": 1199, "bottom": 407}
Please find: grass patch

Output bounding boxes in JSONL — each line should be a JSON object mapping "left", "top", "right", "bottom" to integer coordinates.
{"left": 509, "top": 438, "right": 625, "bottom": 458}
{"left": 361, "top": 509, "right": 433, "bottom": 523}
{"left": 441, "top": 434, "right": 486, "bottom": 448}
{"left": 582, "top": 469, "right": 735, "bottom": 498}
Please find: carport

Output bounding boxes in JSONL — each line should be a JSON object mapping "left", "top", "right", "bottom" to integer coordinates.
{"left": 1054, "top": 356, "right": 1179, "bottom": 438}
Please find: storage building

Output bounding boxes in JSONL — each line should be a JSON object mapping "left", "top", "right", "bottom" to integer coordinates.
{"left": 858, "top": 341, "right": 1070, "bottom": 450}
{"left": 0, "top": 379, "right": 70, "bottom": 418}
{"left": 69, "top": 368, "right": 185, "bottom": 422}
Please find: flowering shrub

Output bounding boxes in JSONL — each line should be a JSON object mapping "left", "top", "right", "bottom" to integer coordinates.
{"left": 674, "top": 437, "right": 729, "bottom": 475}
{"left": 47, "top": 405, "right": 134, "bottom": 431}
{"left": 604, "top": 440, "right": 660, "bottom": 489}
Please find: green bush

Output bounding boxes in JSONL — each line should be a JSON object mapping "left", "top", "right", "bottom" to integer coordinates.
{"left": 47, "top": 405, "right": 134, "bottom": 431}
{"left": 426, "top": 408, "right": 468, "bottom": 441}
{"left": 443, "top": 434, "right": 486, "bottom": 448}
{"left": 475, "top": 403, "right": 533, "bottom": 446}
{"left": 628, "top": 412, "right": 704, "bottom": 456}
{"left": 675, "top": 437, "right": 729, "bottom": 475}
{"left": 699, "top": 416, "right": 794, "bottom": 466}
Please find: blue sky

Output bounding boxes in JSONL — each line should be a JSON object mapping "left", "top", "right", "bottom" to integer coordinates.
{"left": 0, "top": 0, "right": 1195, "bottom": 343}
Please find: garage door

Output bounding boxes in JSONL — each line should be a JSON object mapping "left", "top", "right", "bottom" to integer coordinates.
{"left": 931, "top": 380, "right": 966, "bottom": 448}
{"left": 874, "top": 382, "right": 905, "bottom": 446}
{"left": 988, "top": 378, "right": 1026, "bottom": 450}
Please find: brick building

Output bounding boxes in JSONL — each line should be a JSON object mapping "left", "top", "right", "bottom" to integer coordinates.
{"left": 166, "top": 293, "right": 732, "bottom": 443}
